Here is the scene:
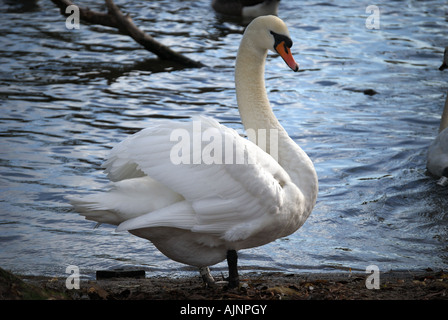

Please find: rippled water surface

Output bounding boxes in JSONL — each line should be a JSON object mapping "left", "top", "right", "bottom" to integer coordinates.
{"left": 1, "top": 0, "right": 447, "bottom": 279}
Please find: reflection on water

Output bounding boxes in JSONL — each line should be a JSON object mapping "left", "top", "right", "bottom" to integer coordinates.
{"left": 1, "top": 0, "right": 447, "bottom": 279}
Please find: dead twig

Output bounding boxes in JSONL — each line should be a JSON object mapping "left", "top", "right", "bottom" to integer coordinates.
{"left": 51, "top": 0, "right": 205, "bottom": 68}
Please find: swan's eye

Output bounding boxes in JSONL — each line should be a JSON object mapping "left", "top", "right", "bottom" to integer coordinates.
{"left": 270, "top": 31, "right": 293, "bottom": 50}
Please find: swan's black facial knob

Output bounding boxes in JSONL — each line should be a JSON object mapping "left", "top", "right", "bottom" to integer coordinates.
{"left": 270, "top": 31, "right": 299, "bottom": 72}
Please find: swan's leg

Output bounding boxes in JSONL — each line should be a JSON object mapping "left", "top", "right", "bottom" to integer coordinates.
{"left": 199, "top": 266, "right": 216, "bottom": 287}
{"left": 226, "top": 250, "right": 239, "bottom": 289}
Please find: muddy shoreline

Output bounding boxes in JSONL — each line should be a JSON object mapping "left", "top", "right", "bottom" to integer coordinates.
{"left": 1, "top": 267, "right": 448, "bottom": 301}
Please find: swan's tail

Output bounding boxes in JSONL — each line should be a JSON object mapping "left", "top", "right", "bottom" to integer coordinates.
{"left": 67, "top": 193, "right": 125, "bottom": 226}
{"left": 68, "top": 176, "right": 184, "bottom": 227}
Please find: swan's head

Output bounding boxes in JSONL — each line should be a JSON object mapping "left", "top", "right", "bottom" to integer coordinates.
{"left": 245, "top": 15, "right": 299, "bottom": 72}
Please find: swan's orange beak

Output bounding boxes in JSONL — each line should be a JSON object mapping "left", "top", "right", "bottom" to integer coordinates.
{"left": 275, "top": 42, "right": 299, "bottom": 72}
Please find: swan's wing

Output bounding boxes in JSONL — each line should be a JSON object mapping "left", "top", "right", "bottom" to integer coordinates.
{"left": 108, "top": 116, "right": 293, "bottom": 242}
{"left": 102, "top": 124, "right": 173, "bottom": 182}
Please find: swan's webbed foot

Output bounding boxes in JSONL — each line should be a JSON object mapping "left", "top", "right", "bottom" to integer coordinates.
{"left": 199, "top": 266, "right": 216, "bottom": 288}
{"left": 198, "top": 250, "right": 240, "bottom": 289}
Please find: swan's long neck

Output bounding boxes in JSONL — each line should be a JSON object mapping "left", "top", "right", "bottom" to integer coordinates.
{"left": 235, "top": 35, "right": 318, "bottom": 207}
{"left": 440, "top": 92, "right": 448, "bottom": 133}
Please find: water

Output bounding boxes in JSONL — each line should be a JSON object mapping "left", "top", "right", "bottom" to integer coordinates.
{"left": 1, "top": 0, "right": 447, "bottom": 280}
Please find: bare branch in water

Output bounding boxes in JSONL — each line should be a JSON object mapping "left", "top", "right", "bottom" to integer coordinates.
{"left": 51, "top": 0, "right": 205, "bottom": 68}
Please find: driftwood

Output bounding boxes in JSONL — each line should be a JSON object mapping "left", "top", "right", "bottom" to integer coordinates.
{"left": 51, "top": 0, "right": 204, "bottom": 68}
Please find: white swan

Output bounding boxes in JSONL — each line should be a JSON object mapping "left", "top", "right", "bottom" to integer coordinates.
{"left": 212, "top": 0, "right": 280, "bottom": 18}
{"left": 427, "top": 47, "right": 448, "bottom": 186}
{"left": 69, "top": 15, "right": 318, "bottom": 288}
